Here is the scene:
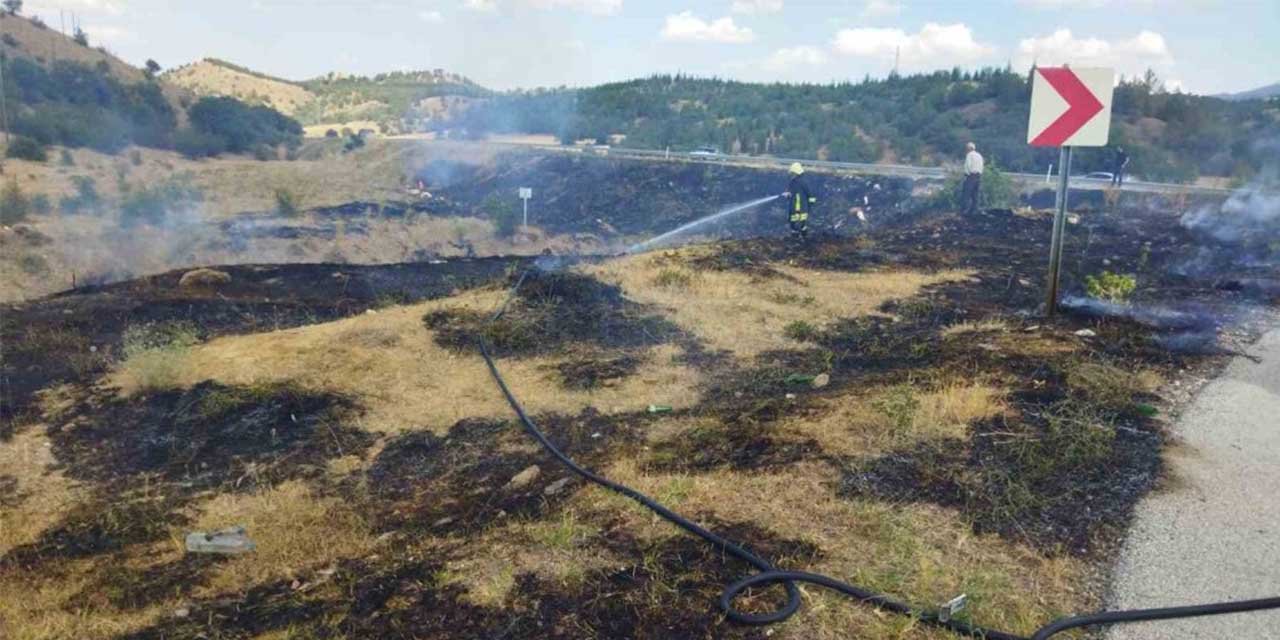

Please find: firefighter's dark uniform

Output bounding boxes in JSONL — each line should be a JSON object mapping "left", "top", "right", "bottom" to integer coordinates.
{"left": 787, "top": 172, "right": 815, "bottom": 238}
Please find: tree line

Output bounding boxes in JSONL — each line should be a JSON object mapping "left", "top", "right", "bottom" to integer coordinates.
{"left": 455, "top": 68, "right": 1279, "bottom": 184}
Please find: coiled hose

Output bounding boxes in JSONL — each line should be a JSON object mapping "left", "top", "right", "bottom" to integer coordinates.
{"left": 477, "top": 267, "right": 1280, "bottom": 640}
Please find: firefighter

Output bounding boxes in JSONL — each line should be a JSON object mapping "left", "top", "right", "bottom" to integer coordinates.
{"left": 781, "top": 162, "right": 815, "bottom": 239}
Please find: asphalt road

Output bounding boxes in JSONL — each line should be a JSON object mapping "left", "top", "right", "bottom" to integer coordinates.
{"left": 1108, "top": 328, "right": 1280, "bottom": 639}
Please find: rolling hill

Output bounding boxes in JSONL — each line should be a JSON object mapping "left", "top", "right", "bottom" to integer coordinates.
{"left": 164, "top": 58, "right": 488, "bottom": 134}
{"left": 0, "top": 12, "right": 189, "bottom": 121}
{"left": 163, "top": 58, "right": 315, "bottom": 116}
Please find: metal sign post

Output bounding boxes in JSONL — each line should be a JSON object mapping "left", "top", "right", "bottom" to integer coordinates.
{"left": 1027, "top": 66, "right": 1114, "bottom": 316}
{"left": 1045, "top": 147, "right": 1073, "bottom": 315}
{"left": 518, "top": 187, "right": 532, "bottom": 228}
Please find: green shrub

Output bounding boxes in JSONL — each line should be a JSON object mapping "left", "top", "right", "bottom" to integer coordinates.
{"left": 783, "top": 320, "right": 819, "bottom": 342}
{"left": 59, "top": 175, "right": 102, "bottom": 215}
{"left": 874, "top": 384, "right": 921, "bottom": 435}
{"left": 0, "top": 179, "right": 30, "bottom": 224}
{"left": 483, "top": 194, "right": 521, "bottom": 238}
{"left": 652, "top": 268, "right": 693, "bottom": 289}
{"left": 1085, "top": 271, "right": 1137, "bottom": 303}
{"left": 59, "top": 149, "right": 75, "bottom": 166}
{"left": 932, "top": 162, "right": 1016, "bottom": 211}
{"left": 5, "top": 136, "right": 47, "bottom": 162}
{"left": 119, "top": 323, "right": 200, "bottom": 391}
{"left": 120, "top": 174, "right": 203, "bottom": 226}
{"left": 18, "top": 253, "right": 49, "bottom": 275}
{"left": 274, "top": 188, "right": 300, "bottom": 217}
{"left": 31, "top": 193, "right": 51, "bottom": 215}
{"left": 174, "top": 128, "right": 227, "bottom": 159}
{"left": 129, "top": 149, "right": 143, "bottom": 166}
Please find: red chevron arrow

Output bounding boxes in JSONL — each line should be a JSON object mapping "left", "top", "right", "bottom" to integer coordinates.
{"left": 1031, "top": 67, "right": 1105, "bottom": 147}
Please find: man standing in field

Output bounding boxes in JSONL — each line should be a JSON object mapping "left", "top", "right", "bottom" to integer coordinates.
{"left": 782, "top": 162, "right": 815, "bottom": 240}
{"left": 961, "top": 142, "right": 984, "bottom": 215}
{"left": 1111, "top": 146, "right": 1130, "bottom": 187}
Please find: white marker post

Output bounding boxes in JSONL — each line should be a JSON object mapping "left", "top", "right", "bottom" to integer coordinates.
{"left": 1028, "top": 66, "right": 1114, "bottom": 316}
{"left": 518, "top": 187, "right": 533, "bottom": 228}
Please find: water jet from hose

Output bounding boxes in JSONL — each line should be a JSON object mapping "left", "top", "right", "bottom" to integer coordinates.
{"left": 627, "top": 195, "right": 780, "bottom": 254}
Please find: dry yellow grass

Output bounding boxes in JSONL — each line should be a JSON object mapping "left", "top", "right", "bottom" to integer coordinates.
{"left": 163, "top": 59, "right": 315, "bottom": 116}
{"left": 112, "top": 288, "right": 702, "bottom": 434}
{"left": 0, "top": 556, "right": 173, "bottom": 640}
{"left": 584, "top": 460, "right": 1091, "bottom": 639}
{"left": 588, "top": 251, "right": 975, "bottom": 359}
{"left": 0, "top": 429, "right": 83, "bottom": 557}
{"left": 941, "top": 318, "right": 1012, "bottom": 338}
{"left": 780, "top": 381, "right": 1007, "bottom": 458}
{"left": 440, "top": 509, "right": 616, "bottom": 607}
{"left": 189, "top": 480, "right": 378, "bottom": 595}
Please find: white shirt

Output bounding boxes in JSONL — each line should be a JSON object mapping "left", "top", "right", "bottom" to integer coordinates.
{"left": 964, "top": 150, "right": 984, "bottom": 175}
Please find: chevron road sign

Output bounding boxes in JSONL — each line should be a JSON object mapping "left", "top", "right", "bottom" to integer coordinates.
{"left": 1028, "top": 67, "right": 1115, "bottom": 147}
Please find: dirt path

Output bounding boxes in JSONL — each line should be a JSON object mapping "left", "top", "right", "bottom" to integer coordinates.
{"left": 1108, "top": 327, "right": 1280, "bottom": 639}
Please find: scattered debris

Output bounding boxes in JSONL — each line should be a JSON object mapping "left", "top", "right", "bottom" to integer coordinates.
{"left": 506, "top": 465, "right": 541, "bottom": 490}
{"left": 186, "top": 526, "right": 255, "bottom": 555}
{"left": 812, "top": 373, "right": 831, "bottom": 389}
{"left": 543, "top": 478, "right": 573, "bottom": 496}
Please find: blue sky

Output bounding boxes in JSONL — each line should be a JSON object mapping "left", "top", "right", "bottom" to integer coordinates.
{"left": 22, "top": 1, "right": 1280, "bottom": 94}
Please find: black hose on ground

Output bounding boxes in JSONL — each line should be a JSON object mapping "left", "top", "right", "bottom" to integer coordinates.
{"left": 477, "top": 266, "right": 1280, "bottom": 640}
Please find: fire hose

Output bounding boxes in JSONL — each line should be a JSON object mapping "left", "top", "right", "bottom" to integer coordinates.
{"left": 477, "top": 266, "right": 1280, "bottom": 639}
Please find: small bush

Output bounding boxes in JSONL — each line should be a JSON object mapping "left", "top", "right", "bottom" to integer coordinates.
{"left": 129, "top": 149, "right": 143, "bottom": 166}
{"left": 18, "top": 253, "right": 49, "bottom": 275}
{"left": 274, "top": 188, "right": 300, "bottom": 217}
{"left": 5, "top": 136, "right": 47, "bottom": 162}
{"left": 1085, "top": 271, "right": 1137, "bottom": 303}
{"left": 325, "top": 129, "right": 338, "bottom": 138}
{"left": 60, "top": 175, "right": 102, "bottom": 215}
{"left": 932, "top": 162, "right": 1016, "bottom": 211}
{"left": 483, "top": 194, "right": 521, "bottom": 238}
{"left": 783, "top": 320, "right": 819, "bottom": 342}
{"left": 119, "top": 323, "right": 200, "bottom": 391}
{"left": 874, "top": 384, "right": 921, "bottom": 435}
{"left": 1, "top": 34, "right": 18, "bottom": 47}
{"left": 31, "top": 193, "right": 51, "bottom": 215}
{"left": 120, "top": 174, "right": 203, "bottom": 226}
{"left": 0, "top": 178, "right": 30, "bottom": 224}
{"left": 652, "top": 268, "right": 693, "bottom": 289}
{"left": 174, "top": 128, "right": 227, "bottom": 159}
{"left": 59, "top": 149, "right": 75, "bottom": 166}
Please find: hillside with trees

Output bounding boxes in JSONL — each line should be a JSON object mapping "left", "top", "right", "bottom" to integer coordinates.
{"left": 1, "top": 13, "right": 301, "bottom": 160}
{"left": 457, "top": 69, "right": 1280, "bottom": 183}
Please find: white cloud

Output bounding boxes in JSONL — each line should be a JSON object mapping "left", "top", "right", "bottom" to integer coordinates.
{"left": 860, "top": 0, "right": 902, "bottom": 18}
{"left": 1015, "top": 28, "right": 1174, "bottom": 78}
{"left": 763, "top": 45, "right": 827, "bottom": 71}
{"left": 730, "top": 0, "right": 783, "bottom": 15}
{"left": 525, "top": 0, "right": 622, "bottom": 15}
{"left": 418, "top": 9, "right": 444, "bottom": 22}
{"left": 660, "top": 12, "right": 755, "bottom": 44}
{"left": 832, "top": 23, "right": 994, "bottom": 67}
{"left": 1017, "top": 0, "right": 1159, "bottom": 8}
{"left": 460, "top": 0, "right": 622, "bottom": 14}
{"left": 28, "top": 0, "right": 124, "bottom": 15}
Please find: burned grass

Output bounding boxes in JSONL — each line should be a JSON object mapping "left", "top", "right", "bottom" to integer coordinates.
{"left": 2, "top": 258, "right": 524, "bottom": 428}
{"left": 365, "top": 408, "right": 649, "bottom": 535}
{"left": 115, "top": 515, "right": 813, "bottom": 640}
{"left": 2, "top": 381, "right": 370, "bottom": 574}
{"left": 424, "top": 270, "right": 680, "bottom": 358}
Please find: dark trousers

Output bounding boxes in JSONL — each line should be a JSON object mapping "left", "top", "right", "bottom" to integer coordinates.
{"left": 1112, "top": 168, "right": 1125, "bottom": 187}
{"left": 961, "top": 174, "right": 981, "bottom": 214}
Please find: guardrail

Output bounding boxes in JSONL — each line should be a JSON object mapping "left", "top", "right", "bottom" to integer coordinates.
{"left": 477, "top": 141, "right": 1237, "bottom": 198}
